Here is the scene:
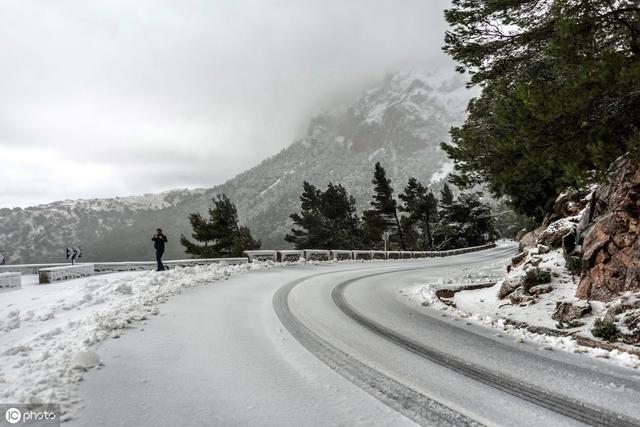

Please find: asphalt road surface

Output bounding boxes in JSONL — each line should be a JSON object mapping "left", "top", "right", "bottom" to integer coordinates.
{"left": 69, "top": 246, "right": 640, "bottom": 426}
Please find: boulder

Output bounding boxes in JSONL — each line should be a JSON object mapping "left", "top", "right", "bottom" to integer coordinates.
{"left": 518, "top": 226, "right": 545, "bottom": 251}
{"left": 538, "top": 217, "right": 579, "bottom": 248}
{"left": 604, "top": 303, "right": 625, "bottom": 322}
{"left": 624, "top": 309, "right": 640, "bottom": 331}
{"left": 515, "top": 228, "right": 528, "bottom": 242}
{"left": 528, "top": 256, "right": 542, "bottom": 267}
{"left": 577, "top": 154, "right": 640, "bottom": 301}
{"left": 553, "top": 188, "right": 589, "bottom": 219}
{"left": 603, "top": 295, "right": 640, "bottom": 322}
{"left": 509, "top": 288, "right": 535, "bottom": 305}
{"left": 551, "top": 301, "right": 592, "bottom": 323}
{"left": 529, "top": 284, "right": 553, "bottom": 296}
{"left": 511, "top": 251, "right": 528, "bottom": 267}
{"left": 498, "top": 277, "right": 520, "bottom": 299}
{"left": 536, "top": 244, "right": 550, "bottom": 254}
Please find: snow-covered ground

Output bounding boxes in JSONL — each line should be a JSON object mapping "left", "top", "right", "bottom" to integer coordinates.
{"left": 0, "top": 261, "right": 291, "bottom": 420}
{"left": 405, "top": 248, "right": 640, "bottom": 370}
{"left": 454, "top": 250, "right": 607, "bottom": 330}
{"left": 0, "top": 256, "right": 420, "bottom": 420}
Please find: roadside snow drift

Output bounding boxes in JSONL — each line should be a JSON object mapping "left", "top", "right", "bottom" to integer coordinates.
{"left": 0, "top": 262, "right": 276, "bottom": 420}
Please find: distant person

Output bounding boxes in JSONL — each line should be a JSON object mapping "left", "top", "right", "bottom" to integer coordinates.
{"left": 152, "top": 228, "right": 168, "bottom": 271}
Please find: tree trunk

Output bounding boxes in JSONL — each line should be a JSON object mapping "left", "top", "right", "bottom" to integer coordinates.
{"left": 424, "top": 211, "right": 433, "bottom": 250}
{"left": 393, "top": 210, "right": 407, "bottom": 251}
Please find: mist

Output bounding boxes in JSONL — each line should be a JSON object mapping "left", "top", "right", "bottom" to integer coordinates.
{"left": 0, "top": 0, "right": 455, "bottom": 208}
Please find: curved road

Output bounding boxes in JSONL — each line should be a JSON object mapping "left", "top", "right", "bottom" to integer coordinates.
{"left": 70, "top": 246, "right": 640, "bottom": 426}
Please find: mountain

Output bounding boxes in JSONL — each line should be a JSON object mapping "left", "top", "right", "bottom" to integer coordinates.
{"left": 0, "top": 70, "right": 471, "bottom": 263}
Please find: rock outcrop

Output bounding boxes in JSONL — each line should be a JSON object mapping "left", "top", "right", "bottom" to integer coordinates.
{"left": 576, "top": 154, "right": 640, "bottom": 302}
{"left": 552, "top": 301, "right": 591, "bottom": 323}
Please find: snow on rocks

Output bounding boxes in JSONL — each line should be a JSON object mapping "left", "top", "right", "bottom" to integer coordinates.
{"left": 405, "top": 250, "right": 640, "bottom": 370}
{"left": 0, "top": 260, "right": 285, "bottom": 419}
{"left": 538, "top": 215, "right": 580, "bottom": 248}
{"left": 552, "top": 301, "right": 591, "bottom": 324}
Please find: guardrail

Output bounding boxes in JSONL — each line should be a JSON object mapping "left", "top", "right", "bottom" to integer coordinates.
{"left": 3, "top": 244, "right": 496, "bottom": 285}
{"left": 303, "top": 250, "right": 330, "bottom": 261}
{"left": 277, "top": 250, "right": 304, "bottom": 262}
{"left": 0, "top": 263, "right": 71, "bottom": 275}
{"left": 249, "top": 244, "right": 496, "bottom": 263}
{"left": 0, "top": 258, "right": 250, "bottom": 275}
{"left": 330, "top": 250, "right": 353, "bottom": 260}
{"left": 243, "top": 250, "right": 278, "bottom": 262}
{"left": 39, "top": 264, "right": 95, "bottom": 284}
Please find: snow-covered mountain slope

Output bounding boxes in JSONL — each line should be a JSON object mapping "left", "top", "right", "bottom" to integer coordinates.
{"left": 0, "top": 71, "right": 470, "bottom": 263}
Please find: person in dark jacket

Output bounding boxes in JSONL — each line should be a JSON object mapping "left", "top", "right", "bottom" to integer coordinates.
{"left": 152, "top": 228, "right": 168, "bottom": 271}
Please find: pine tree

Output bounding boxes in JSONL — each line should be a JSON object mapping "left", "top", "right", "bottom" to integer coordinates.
{"left": 398, "top": 177, "right": 438, "bottom": 250}
{"left": 286, "top": 182, "right": 362, "bottom": 249}
{"left": 181, "top": 194, "right": 261, "bottom": 257}
{"left": 434, "top": 192, "right": 497, "bottom": 249}
{"left": 362, "top": 162, "right": 406, "bottom": 250}
{"left": 442, "top": 0, "right": 640, "bottom": 220}
{"left": 440, "top": 183, "right": 454, "bottom": 208}
{"left": 285, "top": 182, "right": 322, "bottom": 248}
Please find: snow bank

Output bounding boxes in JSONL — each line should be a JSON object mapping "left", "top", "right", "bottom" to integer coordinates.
{"left": 0, "top": 260, "right": 284, "bottom": 420}
{"left": 408, "top": 273, "right": 639, "bottom": 370}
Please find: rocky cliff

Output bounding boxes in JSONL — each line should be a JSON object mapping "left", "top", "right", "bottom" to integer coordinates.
{"left": 576, "top": 154, "right": 640, "bottom": 301}
{"left": 502, "top": 151, "right": 640, "bottom": 346}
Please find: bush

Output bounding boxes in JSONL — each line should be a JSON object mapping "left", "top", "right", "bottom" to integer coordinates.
{"left": 592, "top": 318, "right": 619, "bottom": 342}
{"left": 565, "top": 255, "right": 582, "bottom": 275}
{"left": 523, "top": 268, "right": 552, "bottom": 287}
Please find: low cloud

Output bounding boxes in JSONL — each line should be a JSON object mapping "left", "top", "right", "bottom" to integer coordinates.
{"left": 0, "top": 0, "right": 455, "bottom": 207}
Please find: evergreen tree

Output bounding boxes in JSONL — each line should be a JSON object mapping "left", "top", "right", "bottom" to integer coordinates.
{"left": 398, "top": 177, "right": 438, "bottom": 250}
{"left": 434, "top": 192, "right": 497, "bottom": 249}
{"left": 286, "top": 182, "right": 362, "bottom": 249}
{"left": 442, "top": 0, "right": 640, "bottom": 221}
{"left": 181, "top": 194, "right": 261, "bottom": 258}
{"left": 362, "top": 162, "right": 406, "bottom": 250}
{"left": 285, "top": 182, "right": 322, "bottom": 248}
{"left": 439, "top": 183, "right": 454, "bottom": 208}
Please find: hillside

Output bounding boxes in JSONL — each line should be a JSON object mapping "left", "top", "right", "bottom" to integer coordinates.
{"left": 0, "top": 70, "right": 470, "bottom": 263}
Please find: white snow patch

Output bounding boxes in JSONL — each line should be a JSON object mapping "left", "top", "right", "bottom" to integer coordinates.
{"left": 0, "top": 261, "right": 287, "bottom": 418}
{"left": 405, "top": 248, "right": 640, "bottom": 370}
{"left": 364, "top": 101, "right": 388, "bottom": 124}
{"left": 70, "top": 350, "right": 101, "bottom": 371}
{"left": 259, "top": 178, "right": 282, "bottom": 196}
{"left": 367, "top": 147, "right": 386, "bottom": 161}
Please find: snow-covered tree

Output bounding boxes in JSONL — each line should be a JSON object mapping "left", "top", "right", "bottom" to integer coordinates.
{"left": 181, "top": 194, "right": 261, "bottom": 258}
{"left": 286, "top": 182, "right": 363, "bottom": 249}
{"left": 362, "top": 162, "right": 406, "bottom": 250}
{"left": 398, "top": 177, "right": 438, "bottom": 250}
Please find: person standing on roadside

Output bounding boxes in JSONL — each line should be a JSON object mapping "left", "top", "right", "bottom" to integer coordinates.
{"left": 152, "top": 228, "right": 168, "bottom": 271}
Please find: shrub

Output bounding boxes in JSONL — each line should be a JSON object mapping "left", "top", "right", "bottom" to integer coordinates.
{"left": 592, "top": 318, "right": 619, "bottom": 342}
{"left": 565, "top": 255, "right": 582, "bottom": 275}
{"left": 523, "top": 268, "right": 552, "bottom": 288}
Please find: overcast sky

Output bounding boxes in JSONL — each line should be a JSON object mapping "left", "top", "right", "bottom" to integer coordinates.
{"left": 0, "top": 0, "right": 455, "bottom": 208}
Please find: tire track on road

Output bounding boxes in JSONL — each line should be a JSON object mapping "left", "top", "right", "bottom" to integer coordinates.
{"left": 332, "top": 270, "right": 640, "bottom": 427}
{"left": 274, "top": 269, "right": 482, "bottom": 427}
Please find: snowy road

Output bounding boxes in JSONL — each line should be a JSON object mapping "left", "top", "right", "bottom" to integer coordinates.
{"left": 69, "top": 247, "right": 640, "bottom": 426}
